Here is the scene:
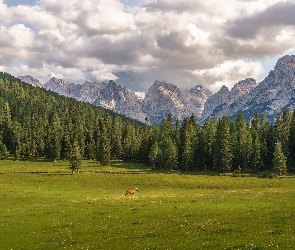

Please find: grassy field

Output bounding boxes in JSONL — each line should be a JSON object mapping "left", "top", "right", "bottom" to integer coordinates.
{"left": 0, "top": 160, "right": 295, "bottom": 249}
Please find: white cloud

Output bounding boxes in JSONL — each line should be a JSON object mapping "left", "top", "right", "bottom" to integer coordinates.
{"left": 90, "top": 68, "right": 119, "bottom": 82}
{"left": 7, "top": 24, "right": 35, "bottom": 48}
{"left": 1, "top": 0, "right": 295, "bottom": 93}
{"left": 194, "top": 60, "right": 264, "bottom": 92}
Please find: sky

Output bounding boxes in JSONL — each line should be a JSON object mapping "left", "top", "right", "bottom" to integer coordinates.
{"left": 1, "top": 0, "right": 295, "bottom": 96}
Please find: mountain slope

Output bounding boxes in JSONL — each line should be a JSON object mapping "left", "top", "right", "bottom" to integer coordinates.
{"left": 18, "top": 54, "right": 295, "bottom": 124}
{"left": 229, "top": 55, "right": 295, "bottom": 122}
{"left": 198, "top": 78, "right": 258, "bottom": 123}
{"left": 20, "top": 77, "right": 212, "bottom": 124}
{"left": 143, "top": 80, "right": 212, "bottom": 124}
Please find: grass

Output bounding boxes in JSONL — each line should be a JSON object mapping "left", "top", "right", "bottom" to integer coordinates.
{"left": 0, "top": 159, "right": 295, "bottom": 249}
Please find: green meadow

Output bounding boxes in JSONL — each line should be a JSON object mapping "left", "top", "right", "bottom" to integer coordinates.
{"left": 0, "top": 160, "right": 295, "bottom": 250}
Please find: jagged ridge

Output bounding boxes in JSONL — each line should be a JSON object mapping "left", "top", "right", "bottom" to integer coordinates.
{"left": 18, "top": 55, "right": 295, "bottom": 124}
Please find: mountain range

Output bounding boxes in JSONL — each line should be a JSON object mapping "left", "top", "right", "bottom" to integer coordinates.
{"left": 18, "top": 55, "right": 295, "bottom": 124}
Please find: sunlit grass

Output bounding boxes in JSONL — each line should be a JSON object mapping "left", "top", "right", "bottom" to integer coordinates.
{"left": 0, "top": 160, "right": 294, "bottom": 249}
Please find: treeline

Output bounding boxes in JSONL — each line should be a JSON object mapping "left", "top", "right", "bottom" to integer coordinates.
{"left": 144, "top": 111, "right": 294, "bottom": 174}
{"left": 0, "top": 72, "right": 144, "bottom": 164}
{"left": 0, "top": 72, "right": 294, "bottom": 174}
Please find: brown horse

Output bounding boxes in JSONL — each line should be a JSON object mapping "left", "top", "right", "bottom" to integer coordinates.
{"left": 125, "top": 188, "right": 139, "bottom": 197}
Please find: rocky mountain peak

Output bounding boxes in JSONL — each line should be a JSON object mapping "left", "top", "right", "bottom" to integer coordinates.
{"left": 230, "top": 78, "right": 257, "bottom": 98}
{"left": 18, "top": 54, "right": 295, "bottom": 125}
{"left": 275, "top": 55, "right": 295, "bottom": 69}
{"left": 220, "top": 85, "right": 230, "bottom": 93}
{"left": 143, "top": 80, "right": 211, "bottom": 124}
{"left": 18, "top": 75, "right": 42, "bottom": 87}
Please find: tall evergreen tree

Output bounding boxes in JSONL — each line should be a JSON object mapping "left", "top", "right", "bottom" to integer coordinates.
{"left": 273, "top": 142, "right": 287, "bottom": 176}
{"left": 159, "top": 138, "right": 178, "bottom": 170}
{"left": 203, "top": 117, "right": 218, "bottom": 171}
{"left": 179, "top": 117, "right": 195, "bottom": 171}
{"left": 69, "top": 141, "right": 82, "bottom": 174}
{"left": 288, "top": 109, "right": 295, "bottom": 172}
{"left": 149, "top": 142, "right": 160, "bottom": 169}
{"left": 0, "top": 140, "right": 7, "bottom": 159}
{"left": 96, "top": 118, "right": 111, "bottom": 166}
{"left": 45, "top": 113, "right": 62, "bottom": 161}
{"left": 111, "top": 116, "right": 123, "bottom": 160}
{"left": 235, "top": 113, "right": 250, "bottom": 170}
{"left": 214, "top": 117, "right": 233, "bottom": 172}
{"left": 275, "top": 109, "right": 291, "bottom": 164}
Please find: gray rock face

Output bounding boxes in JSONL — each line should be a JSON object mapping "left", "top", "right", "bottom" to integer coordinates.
{"left": 92, "top": 80, "right": 146, "bottom": 122}
{"left": 18, "top": 75, "right": 42, "bottom": 87}
{"left": 18, "top": 55, "right": 295, "bottom": 124}
{"left": 142, "top": 80, "right": 212, "bottom": 124}
{"left": 199, "top": 78, "right": 258, "bottom": 123}
{"left": 228, "top": 55, "right": 295, "bottom": 123}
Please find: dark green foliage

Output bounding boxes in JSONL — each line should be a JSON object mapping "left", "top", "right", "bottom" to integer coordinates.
{"left": 0, "top": 72, "right": 144, "bottom": 165}
{"left": 214, "top": 116, "right": 233, "bottom": 172}
{"left": 68, "top": 141, "right": 82, "bottom": 173}
{"left": 2, "top": 71, "right": 295, "bottom": 174}
{"left": 96, "top": 118, "right": 111, "bottom": 166}
{"left": 149, "top": 142, "right": 160, "bottom": 169}
{"left": 288, "top": 110, "right": 295, "bottom": 172}
{"left": 203, "top": 117, "right": 217, "bottom": 171}
{"left": 273, "top": 142, "right": 287, "bottom": 176}
{"left": 235, "top": 113, "right": 251, "bottom": 169}
{"left": 0, "top": 141, "right": 7, "bottom": 159}
{"left": 45, "top": 113, "right": 62, "bottom": 161}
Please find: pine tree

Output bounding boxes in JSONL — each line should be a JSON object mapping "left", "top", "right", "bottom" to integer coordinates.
{"left": 203, "top": 117, "right": 217, "bottom": 171}
{"left": 260, "top": 114, "right": 273, "bottom": 170}
{"left": 275, "top": 109, "right": 291, "bottom": 166}
{"left": 111, "top": 116, "right": 123, "bottom": 160}
{"left": 122, "top": 123, "right": 134, "bottom": 162}
{"left": 235, "top": 113, "right": 250, "bottom": 170}
{"left": 149, "top": 142, "right": 160, "bottom": 169}
{"left": 288, "top": 109, "right": 295, "bottom": 172}
{"left": 179, "top": 117, "right": 195, "bottom": 172}
{"left": 10, "top": 120, "right": 22, "bottom": 160}
{"left": 159, "top": 138, "right": 178, "bottom": 170}
{"left": 214, "top": 116, "right": 233, "bottom": 172}
{"left": 0, "top": 140, "right": 7, "bottom": 159}
{"left": 69, "top": 141, "right": 82, "bottom": 174}
{"left": 1, "top": 102, "right": 12, "bottom": 152}
{"left": 273, "top": 142, "right": 287, "bottom": 176}
{"left": 45, "top": 113, "right": 62, "bottom": 161}
{"left": 250, "top": 129, "right": 262, "bottom": 172}
{"left": 96, "top": 119, "right": 111, "bottom": 166}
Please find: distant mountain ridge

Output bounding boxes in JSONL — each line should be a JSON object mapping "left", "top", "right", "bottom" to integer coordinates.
{"left": 18, "top": 55, "right": 295, "bottom": 124}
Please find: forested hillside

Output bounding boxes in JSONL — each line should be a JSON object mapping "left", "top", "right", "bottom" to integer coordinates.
{"left": 0, "top": 72, "right": 144, "bottom": 164}
{"left": 1, "top": 72, "right": 295, "bottom": 174}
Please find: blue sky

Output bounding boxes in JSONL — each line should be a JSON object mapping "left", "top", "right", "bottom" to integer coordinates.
{"left": 1, "top": 0, "right": 295, "bottom": 93}
{"left": 4, "top": 0, "right": 143, "bottom": 7}
{"left": 4, "top": 0, "right": 36, "bottom": 6}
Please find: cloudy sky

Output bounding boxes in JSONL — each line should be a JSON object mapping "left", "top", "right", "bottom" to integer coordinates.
{"left": 1, "top": 0, "right": 295, "bottom": 95}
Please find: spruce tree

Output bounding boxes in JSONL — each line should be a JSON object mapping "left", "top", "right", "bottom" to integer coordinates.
{"left": 235, "top": 113, "right": 249, "bottom": 170}
{"left": 260, "top": 114, "right": 273, "bottom": 170}
{"left": 273, "top": 142, "right": 287, "bottom": 176}
{"left": 159, "top": 138, "right": 178, "bottom": 170}
{"left": 96, "top": 119, "right": 111, "bottom": 166}
{"left": 275, "top": 109, "right": 291, "bottom": 166}
{"left": 0, "top": 141, "right": 7, "bottom": 159}
{"left": 214, "top": 116, "right": 233, "bottom": 172}
{"left": 179, "top": 117, "right": 195, "bottom": 172}
{"left": 288, "top": 109, "right": 295, "bottom": 172}
{"left": 111, "top": 116, "right": 123, "bottom": 160}
{"left": 204, "top": 117, "right": 217, "bottom": 171}
{"left": 45, "top": 113, "right": 62, "bottom": 161}
{"left": 149, "top": 142, "right": 160, "bottom": 169}
{"left": 69, "top": 141, "right": 82, "bottom": 174}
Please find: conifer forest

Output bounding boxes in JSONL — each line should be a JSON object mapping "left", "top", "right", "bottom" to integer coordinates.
{"left": 1, "top": 72, "right": 295, "bottom": 174}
